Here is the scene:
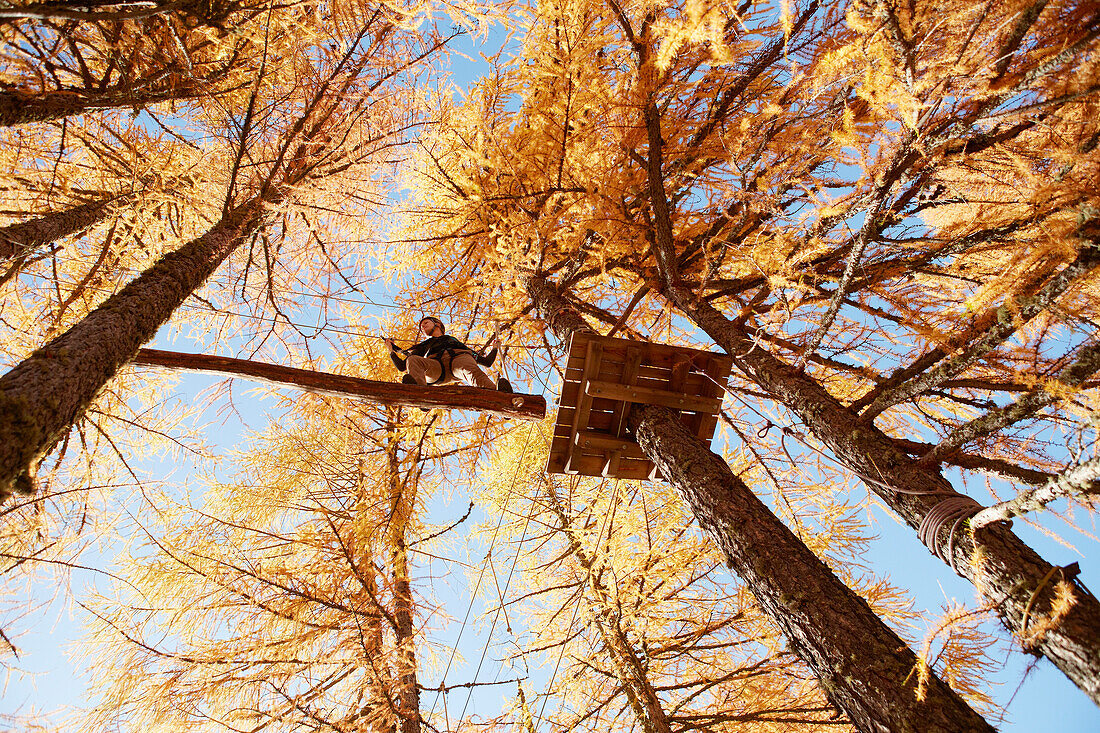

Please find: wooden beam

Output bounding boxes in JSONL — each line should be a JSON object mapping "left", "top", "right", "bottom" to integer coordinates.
{"left": 585, "top": 380, "right": 722, "bottom": 414}
{"left": 605, "top": 346, "right": 643, "bottom": 477}
{"left": 131, "top": 348, "right": 546, "bottom": 420}
{"left": 609, "top": 347, "right": 642, "bottom": 439}
{"left": 696, "top": 355, "right": 725, "bottom": 443}
{"left": 564, "top": 339, "right": 602, "bottom": 473}
{"left": 575, "top": 431, "right": 647, "bottom": 456}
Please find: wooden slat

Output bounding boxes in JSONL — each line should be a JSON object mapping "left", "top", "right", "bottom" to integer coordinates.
{"left": 670, "top": 356, "right": 704, "bottom": 436}
{"left": 695, "top": 414, "right": 719, "bottom": 446}
{"left": 581, "top": 410, "right": 617, "bottom": 432}
{"left": 558, "top": 381, "right": 619, "bottom": 412}
{"left": 560, "top": 453, "right": 611, "bottom": 476}
{"left": 696, "top": 355, "right": 726, "bottom": 443}
{"left": 669, "top": 356, "right": 689, "bottom": 393}
{"left": 603, "top": 450, "right": 621, "bottom": 478}
{"left": 564, "top": 362, "right": 676, "bottom": 384}
{"left": 563, "top": 340, "right": 602, "bottom": 473}
{"left": 549, "top": 332, "right": 729, "bottom": 480}
{"left": 569, "top": 332, "right": 727, "bottom": 370}
{"left": 585, "top": 380, "right": 723, "bottom": 414}
{"left": 602, "top": 346, "right": 643, "bottom": 476}
{"left": 575, "top": 431, "right": 647, "bottom": 456}
{"left": 617, "top": 461, "right": 657, "bottom": 481}
{"left": 609, "top": 347, "right": 642, "bottom": 438}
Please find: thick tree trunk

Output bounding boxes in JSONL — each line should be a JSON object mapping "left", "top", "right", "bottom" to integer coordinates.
{"left": 0, "top": 197, "right": 266, "bottom": 501}
{"left": 131, "top": 348, "right": 546, "bottom": 420}
{"left": 525, "top": 274, "right": 993, "bottom": 732}
{"left": 354, "top": 566, "right": 389, "bottom": 732}
{"left": 392, "top": 543, "right": 420, "bottom": 733}
{"left": 344, "top": 456, "right": 395, "bottom": 733}
{"left": 0, "top": 197, "right": 118, "bottom": 263}
{"left": 632, "top": 403, "right": 993, "bottom": 733}
{"left": 0, "top": 86, "right": 200, "bottom": 127}
{"left": 666, "top": 284, "right": 1100, "bottom": 704}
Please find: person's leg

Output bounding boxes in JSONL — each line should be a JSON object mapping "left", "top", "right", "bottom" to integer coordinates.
{"left": 405, "top": 355, "right": 442, "bottom": 386}
{"left": 449, "top": 352, "right": 496, "bottom": 389}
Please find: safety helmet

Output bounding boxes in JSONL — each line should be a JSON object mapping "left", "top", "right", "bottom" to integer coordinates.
{"left": 419, "top": 316, "right": 446, "bottom": 334}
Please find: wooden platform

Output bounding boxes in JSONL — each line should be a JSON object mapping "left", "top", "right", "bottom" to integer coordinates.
{"left": 546, "top": 333, "right": 733, "bottom": 480}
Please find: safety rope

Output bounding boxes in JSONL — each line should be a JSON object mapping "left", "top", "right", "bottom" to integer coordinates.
{"left": 458, "top": 447, "right": 535, "bottom": 720}
{"left": 916, "top": 496, "right": 983, "bottom": 572}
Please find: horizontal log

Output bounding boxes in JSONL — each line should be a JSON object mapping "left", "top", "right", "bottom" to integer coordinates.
{"left": 585, "top": 379, "right": 723, "bottom": 414}
{"left": 131, "top": 348, "right": 546, "bottom": 420}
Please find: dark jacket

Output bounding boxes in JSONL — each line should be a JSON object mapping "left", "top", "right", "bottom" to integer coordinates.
{"left": 390, "top": 334, "right": 496, "bottom": 373}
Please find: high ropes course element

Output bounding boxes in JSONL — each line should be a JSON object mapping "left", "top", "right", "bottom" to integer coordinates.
{"left": 132, "top": 348, "right": 546, "bottom": 420}
{"left": 547, "top": 332, "right": 733, "bottom": 480}
{"left": 133, "top": 331, "right": 732, "bottom": 442}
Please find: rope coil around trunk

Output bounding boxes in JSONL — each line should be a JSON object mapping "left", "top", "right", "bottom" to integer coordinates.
{"left": 692, "top": 368, "right": 996, "bottom": 572}
{"left": 917, "top": 496, "right": 984, "bottom": 571}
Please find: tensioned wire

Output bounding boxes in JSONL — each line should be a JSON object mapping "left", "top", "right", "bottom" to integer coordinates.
{"left": 701, "top": 370, "right": 1009, "bottom": 569}
{"left": 9, "top": 273, "right": 548, "bottom": 351}
{"left": 427, "top": 427, "right": 533, "bottom": 728}
{"left": 456, "top": 430, "right": 539, "bottom": 722}
{"left": 170, "top": 298, "right": 547, "bottom": 349}
{"left": 11, "top": 268, "right": 547, "bottom": 346}
{"left": 534, "top": 477, "right": 623, "bottom": 731}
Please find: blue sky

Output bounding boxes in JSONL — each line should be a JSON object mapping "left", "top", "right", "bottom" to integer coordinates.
{"left": 3, "top": 10, "right": 1100, "bottom": 733}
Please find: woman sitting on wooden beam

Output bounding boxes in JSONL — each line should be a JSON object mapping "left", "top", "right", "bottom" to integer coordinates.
{"left": 385, "top": 317, "right": 512, "bottom": 392}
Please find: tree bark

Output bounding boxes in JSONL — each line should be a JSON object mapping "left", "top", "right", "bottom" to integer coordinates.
{"left": 386, "top": 426, "right": 421, "bottom": 733}
{"left": 544, "top": 483, "right": 674, "bottom": 733}
{"left": 0, "top": 197, "right": 266, "bottom": 501}
{"left": 0, "top": 86, "right": 200, "bottom": 127}
{"left": 972, "top": 455, "right": 1100, "bottom": 529}
{"left": 665, "top": 284, "right": 1100, "bottom": 704}
{"left": 632, "top": 403, "right": 993, "bottom": 733}
{"left": 130, "top": 349, "right": 546, "bottom": 421}
{"left": 0, "top": 197, "right": 119, "bottom": 263}
{"left": 525, "top": 273, "right": 993, "bottom": 732}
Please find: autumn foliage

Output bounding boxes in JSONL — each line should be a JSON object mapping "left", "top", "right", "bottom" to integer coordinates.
{"left": 1, "top": 1, "right": 1099, "bottom": 731}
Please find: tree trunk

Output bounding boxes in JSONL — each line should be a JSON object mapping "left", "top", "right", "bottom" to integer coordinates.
{"left": 631, "top": 403, "right": 993, "bottom": 733}
{"left": 387, "top": 462, "right": 420, "bottom": 730}
{"left": 131, "top": 348, "right": 546, "bottom": 420}
{"left": 343, "top": 454, "right": 394, "bottom": 733}
{"left": 544, "top": 483, "right": 674, "bottom": 733}
{"left": 665, "top": 284, "right": 1100, "bottom": 704}
{"left": 386, "top": 420, "right": 421, "bottom": 733}
{"left": 0, "top": 197, "right": 266, "bottom": 501}
{"left": 0, "top": 86, "right": 200, "bottom": 127}
{"left": 0, "top": 197, "right": 118, "bottom": 263}
{"left": 391, "top": 539, "right": 420, "bottom": 733}
{"left": 524, "top": 274, "right": 993, "bottom": 733}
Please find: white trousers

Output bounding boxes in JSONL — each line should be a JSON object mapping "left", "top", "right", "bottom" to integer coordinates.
{"left": 405, "top": 352, "right": 495, "bottom": 390}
